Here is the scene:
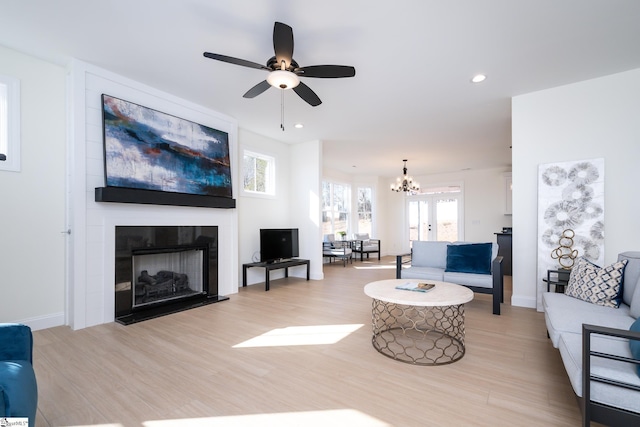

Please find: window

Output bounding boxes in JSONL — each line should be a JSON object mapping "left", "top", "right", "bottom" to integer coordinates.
{"left": 357, "top": 186, "right": 373, "bottom": 235}
{"left": 322, "top": 181, "right": 351, "bottom": 237}
{"left": 0, "top": 74, "right": 20, "bottom": 172}
{"left": 242, "top": 150, "right": 275, "bottom": 196}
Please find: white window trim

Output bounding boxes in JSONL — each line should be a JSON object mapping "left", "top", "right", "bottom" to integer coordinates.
{"left": 322, "top": 180, "right": 352, "bottom": 236}
{"left": 0, "top": 74, "right": 20, "bottom": 172}
{"left": 241, "top": 149, "right": 276, "bottom": 198}
{"left": 356, "top": 185, "right": 375, "bottom": 235}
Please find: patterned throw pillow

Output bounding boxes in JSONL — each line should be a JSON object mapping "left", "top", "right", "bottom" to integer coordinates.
{"left": 565, "top": 257, "right": 628, "bottom": 308}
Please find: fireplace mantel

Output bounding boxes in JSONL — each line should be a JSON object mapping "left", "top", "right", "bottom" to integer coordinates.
{"left": 95, "top": 187, "right": 236, "bottom": 209}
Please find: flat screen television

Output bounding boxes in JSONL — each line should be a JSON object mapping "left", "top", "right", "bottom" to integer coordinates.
{"left": 260, "top": 228, "right": 299, "bottom": 263}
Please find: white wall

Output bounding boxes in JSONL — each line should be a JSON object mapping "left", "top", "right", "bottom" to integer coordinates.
{"left": 512, "top": 68, "right": 640, "bottom": 309}
{"left": 237, "top": 132, "right": 324, "bottom": 285}
{"left": 291, "top": 140, "right": 323, "bottom": 280}
{"left": 238, "top": 129, "right": 294, "bottom": 285}
{"left": 374, "top": 176, "right": 390, "bottom": 251}
{"left": 0, "top": 45, "right": 66, "bottom": 329}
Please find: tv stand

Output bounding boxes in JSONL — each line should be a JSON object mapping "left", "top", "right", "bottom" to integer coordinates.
{"left": 266, "top": 258, "right": 292, "bottom": 264}
{"left": 242, "top": 259, "right": 310, "bottom": 291}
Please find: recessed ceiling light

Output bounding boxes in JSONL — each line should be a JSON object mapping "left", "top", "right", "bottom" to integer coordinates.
{"left": 471, "top": 74, "right": 486, "bottom": 83}
{"left": 294, "top": 123, "right": 303, "bottom": 129}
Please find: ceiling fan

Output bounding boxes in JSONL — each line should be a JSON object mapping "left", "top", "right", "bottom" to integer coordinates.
{"left": 203, "top": 22, "right": 356, "bottom": 107}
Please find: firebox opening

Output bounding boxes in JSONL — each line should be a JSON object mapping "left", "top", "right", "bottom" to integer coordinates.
{"left": 132, "top": 246, "right": 207, "bottom": 308}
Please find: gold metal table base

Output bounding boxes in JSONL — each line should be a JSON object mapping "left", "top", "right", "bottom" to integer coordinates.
{"left": 370, "top": 299, "right": 466, "bottom": 365}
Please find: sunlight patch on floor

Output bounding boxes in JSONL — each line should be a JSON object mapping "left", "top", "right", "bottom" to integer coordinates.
{"left": 232, "top": 324, "right": 363, "bottom": 348}
{"left": 353, "top": 264, "right": 395, "bottom": 270}
{"left": 143, "top": 409, "right": 391, "bottom": 427}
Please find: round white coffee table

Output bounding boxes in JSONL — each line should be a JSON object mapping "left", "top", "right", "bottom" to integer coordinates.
{"left": 363, "top": 279, "right": 474, "bottom": 365}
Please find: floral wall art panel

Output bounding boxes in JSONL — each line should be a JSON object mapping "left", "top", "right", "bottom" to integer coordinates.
{"left": 537, "top": 158, "right": 604, "bottom": 309}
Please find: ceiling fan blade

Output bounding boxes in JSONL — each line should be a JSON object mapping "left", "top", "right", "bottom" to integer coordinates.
{"left": 297, "top": 65, "right": 356, "bottom": 78}
{"left": 293, "top": 82, "right": 322, "bottom": 107}
{"left": 243, "top": 80, "right": 271, "bottom": 98}
{"left": 203, "top": 52, "right": 269, "bottom": 71}
{"left": 273, "top": 22, "right": 294, "bottom": 68}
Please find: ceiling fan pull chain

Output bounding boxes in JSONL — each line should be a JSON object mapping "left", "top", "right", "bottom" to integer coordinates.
{"left": 281, "top": 90, "right": 285, "bottom": 131}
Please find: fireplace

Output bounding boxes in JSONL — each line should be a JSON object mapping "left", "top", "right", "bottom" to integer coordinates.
{"left": 132, "top": 246, "right": 205, "bottom": 307}
{"left": 115, "top": 226, "right": 228, "bottom": 324}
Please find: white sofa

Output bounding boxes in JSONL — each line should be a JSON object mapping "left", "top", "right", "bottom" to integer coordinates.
{"left": 396, "top": 241, "right": 504, "bottom": 315}
{"left": 542, "top": 251, "right": 640, "bottom": 426}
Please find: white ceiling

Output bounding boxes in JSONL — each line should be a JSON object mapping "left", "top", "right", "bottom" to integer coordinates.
{"left": 2, "top": 0, "right": 640, "bottom": 178}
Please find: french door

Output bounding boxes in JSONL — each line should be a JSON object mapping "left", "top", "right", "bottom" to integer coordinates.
{"left": 407, "top": 194, "right": 461, "bottom": 243}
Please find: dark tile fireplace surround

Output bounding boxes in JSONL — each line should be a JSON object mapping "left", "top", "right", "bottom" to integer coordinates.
{"left": 115, "top": 225, "right": 228, "bottom": 325}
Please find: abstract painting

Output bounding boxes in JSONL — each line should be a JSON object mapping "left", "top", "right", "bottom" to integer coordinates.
{"left": 102, "top": 94, "right": 232, "bottom": 198}
{"left": 537, "top": 158, "right": 604, "bottom": 309}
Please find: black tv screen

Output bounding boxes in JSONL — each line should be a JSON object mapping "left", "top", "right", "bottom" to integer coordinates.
{"left": 260, "top": 228, "right": 299, "bottom": 263}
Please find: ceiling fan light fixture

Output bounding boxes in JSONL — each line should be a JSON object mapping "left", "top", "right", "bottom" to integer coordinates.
{"left": 203, "top": 22, "right": 354, "bottom": 107}
{"left": 267, "top": 70, "right": 300, "bottom": 90}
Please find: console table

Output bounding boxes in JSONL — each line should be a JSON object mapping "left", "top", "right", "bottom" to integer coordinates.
{"left": 242, "top": 259, "right": 310, "bottom": 291}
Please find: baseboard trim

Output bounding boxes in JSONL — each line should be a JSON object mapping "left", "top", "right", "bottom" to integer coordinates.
{"left": 511, "top": 295, "right": 537, "bottom": 309}
{"left": 16, "top": 312, "right": 65, "bottom": 331}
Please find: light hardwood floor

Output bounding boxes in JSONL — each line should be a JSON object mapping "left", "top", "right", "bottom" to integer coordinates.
{"left": 33, "top": 257, "right": 584, "bottom": 426}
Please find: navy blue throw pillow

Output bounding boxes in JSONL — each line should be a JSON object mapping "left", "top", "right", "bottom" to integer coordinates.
{"left": 630, "top": 318, "right": 640, "bottom": 378}
{"left": 445, "top": 243, "right": 492, "bottom": 275}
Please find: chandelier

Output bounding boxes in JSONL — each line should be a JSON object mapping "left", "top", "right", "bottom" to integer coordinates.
{"left": 390, "top": 159, "right": 420, "bottom": 193}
